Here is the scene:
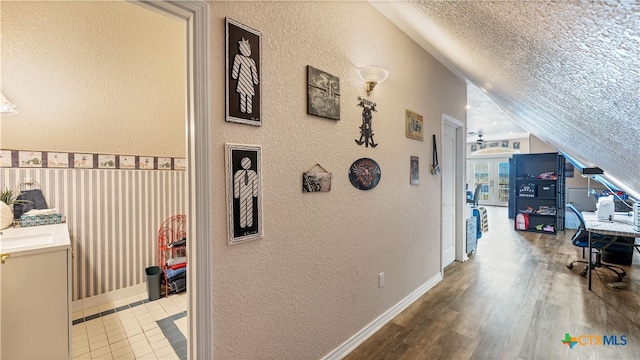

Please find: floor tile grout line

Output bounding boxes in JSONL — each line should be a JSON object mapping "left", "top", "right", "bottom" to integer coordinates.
{"left": 72, "top": 294, "right": 186, "bottom": 325}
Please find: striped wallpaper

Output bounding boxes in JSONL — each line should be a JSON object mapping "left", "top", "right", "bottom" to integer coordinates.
{"left": 1, "top": 167, "right": 186, "bottom": 300}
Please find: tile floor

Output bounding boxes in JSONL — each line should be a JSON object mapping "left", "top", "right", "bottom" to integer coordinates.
{"left": 71, "top": 292, "right": 187, "bottom": 360}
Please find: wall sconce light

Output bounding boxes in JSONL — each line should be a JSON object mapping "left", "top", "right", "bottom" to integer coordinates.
{"left": 1, "top": 92, "right": 18, "bottom": 115}
{"left": 357, "top": 66, "right": 388, "bottom": 96}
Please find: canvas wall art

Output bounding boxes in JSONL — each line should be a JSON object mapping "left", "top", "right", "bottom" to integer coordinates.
{"left": 307, "top": 66, "right": 340, "bottom": 120}
{"left": 226, "top": 18, "right": 262, "bottom": 126}
{"left": 226, "top": 143, "right": 263, "bottom": 244}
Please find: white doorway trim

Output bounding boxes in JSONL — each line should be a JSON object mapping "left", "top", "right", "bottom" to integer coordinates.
{"left": 441, "top": 113, "right": 466, "bottom": 268}
{"left": 133, "top": 1, "right": 212, "bottom": 359}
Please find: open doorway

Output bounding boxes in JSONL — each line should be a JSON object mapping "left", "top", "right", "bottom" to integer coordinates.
{"left": 139, "top": 2, "right": 212, "bottom": 359}
{"left": 105, "top": 1, "right": 212, "bottom": 359}
{"left": 0, "top": 1, "right": 211, "bottom": 358}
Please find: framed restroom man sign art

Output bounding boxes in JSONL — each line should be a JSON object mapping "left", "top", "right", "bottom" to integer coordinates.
{"left": 226, "top": 18, "right": 262, "bottom": 126}
{"left": 226, "top": 143, "right": 263, "bottom": 245}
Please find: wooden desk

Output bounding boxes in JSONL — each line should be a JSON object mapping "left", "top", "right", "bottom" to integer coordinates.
{"left": 582, "top": 211, "right": 640, "bottom": 290}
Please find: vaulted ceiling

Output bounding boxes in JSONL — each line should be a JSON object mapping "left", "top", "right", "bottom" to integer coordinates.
{"left": 371, "top": 0, "right": 639, "bottom": 198}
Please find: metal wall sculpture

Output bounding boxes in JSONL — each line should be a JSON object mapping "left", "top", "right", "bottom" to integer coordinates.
{"left": 354, "top": 96, "right": 378, "bottom": 148}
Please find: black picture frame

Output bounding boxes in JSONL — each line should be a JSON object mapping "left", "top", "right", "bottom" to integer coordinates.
{"left": 226, "top": 143, "right": 263, "bottom": 244}
{"left": 225, "top": 18, "right": 262, "bottom": 126}
{"left": 565, "top": 162, "right": 574, "bottom": 178}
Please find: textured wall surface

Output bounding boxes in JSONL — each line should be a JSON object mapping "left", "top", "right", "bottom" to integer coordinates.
{"left": 0, "top": 1, "right": 186, "bottom": 157}
{"left": 209, "top": 2, "right": 465, "bottom": 359}
{"left": 2, "top": 1, "right": 466, "bottom": 357}
{"left": 373, "top": 0, "right": 640, "bottom": 199}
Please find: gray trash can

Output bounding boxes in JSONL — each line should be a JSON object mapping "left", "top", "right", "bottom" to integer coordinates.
{"left": 145, "top": 266, "right": 162, "bottom": 301}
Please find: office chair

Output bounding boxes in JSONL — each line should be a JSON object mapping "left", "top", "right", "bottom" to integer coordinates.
{"left": 565, "top": 204, "right": 630, "bottom": 282}
{"left": 466, "top": 183, "right": 482, "bottom": 207}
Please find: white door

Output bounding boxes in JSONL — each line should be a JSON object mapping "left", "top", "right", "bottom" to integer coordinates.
{"left": 442, "top": 123, "right": 457, "bottom": 267}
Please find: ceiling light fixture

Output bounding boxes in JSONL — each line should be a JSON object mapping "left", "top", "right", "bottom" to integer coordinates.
{"left": 357, "top": 66, "right": 389, "bottom": 96}
{"left": 1, "top": 92, "right": 18, "bottom": 115}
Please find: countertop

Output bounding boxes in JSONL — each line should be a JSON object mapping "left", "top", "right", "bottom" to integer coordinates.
{"left": 0, "top": 223, "right": 71, "bottom": 257}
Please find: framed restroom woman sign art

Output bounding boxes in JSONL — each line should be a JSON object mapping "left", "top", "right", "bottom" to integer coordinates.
{"left": 226, "top": 143, "right": 263, "bottom": 245}
{"left": 226, "top": 18, "right": 262, "bottom": 126}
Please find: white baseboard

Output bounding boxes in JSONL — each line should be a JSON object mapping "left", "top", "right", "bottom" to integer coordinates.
{"left": 322, "top": 272, "right": 443, "bottom": 360}
{"left": 71, "top": 284, "right": 147, "bottom": 313}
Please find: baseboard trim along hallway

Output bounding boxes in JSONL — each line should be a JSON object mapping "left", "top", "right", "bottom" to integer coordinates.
{"left": 322, "top": 273, "right": 443, "bottom": 360}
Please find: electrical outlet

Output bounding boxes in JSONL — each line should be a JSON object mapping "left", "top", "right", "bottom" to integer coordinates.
{"left": 379, "top": 272, "right": 384, "bottom": 288}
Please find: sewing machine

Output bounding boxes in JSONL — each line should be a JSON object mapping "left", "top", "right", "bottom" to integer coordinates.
{"left": 596, "top": 195, "right": 615, "bottom": 221}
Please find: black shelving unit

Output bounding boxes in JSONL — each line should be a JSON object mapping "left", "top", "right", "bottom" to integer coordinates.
{"left": 508, "top": 153, "right": 565, "bottom": 234}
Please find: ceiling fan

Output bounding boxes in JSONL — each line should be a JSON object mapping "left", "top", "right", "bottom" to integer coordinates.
{"left": 476, "top": 134, "right": 485, "bottom": 145}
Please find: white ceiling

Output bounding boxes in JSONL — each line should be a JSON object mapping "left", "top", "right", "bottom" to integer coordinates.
{"left": 371, "top": 0, "right": 640, "bottom": 198}
{"left": 466, "top": 83, "right": 527, "bottom": 141}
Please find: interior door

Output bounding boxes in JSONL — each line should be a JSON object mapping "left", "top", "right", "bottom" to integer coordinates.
{"left": 468, "top": 158, "right": 510, "bottom": 206}
{"left": 442, "top": 124, "right": 457, "bottom": 267}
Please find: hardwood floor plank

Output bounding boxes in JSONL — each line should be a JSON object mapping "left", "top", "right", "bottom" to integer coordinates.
{"left": 344, "top": 322, "right": 409, "bottom": 360}
{"left": 345, "top": 206, "right": 640, "bottom": 359}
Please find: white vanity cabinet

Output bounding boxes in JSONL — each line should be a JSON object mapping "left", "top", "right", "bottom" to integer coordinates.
{"left": 1, "top": 223, "right": 72, "bottom": 360}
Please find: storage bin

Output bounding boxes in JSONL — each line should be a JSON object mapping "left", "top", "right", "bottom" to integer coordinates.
{"left": 537, "top": 184, "right": 556, "bottom": 197}
{"left": 20, "top": 213, "right": 63, "bottom": 227}
{"left": 518, "top": 183, "right": 536, "bottom": 197}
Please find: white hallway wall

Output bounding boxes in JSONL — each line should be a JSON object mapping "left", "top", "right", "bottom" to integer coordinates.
{"left": 209, "top": 2, "right": 465, "bottom": 359}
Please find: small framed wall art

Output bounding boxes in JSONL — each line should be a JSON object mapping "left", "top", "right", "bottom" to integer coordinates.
{"left": 307, "top": 66, "right": 340, "bottom": 120}
{"left": 405, "top": 110, "right": 423, "bottom": 141}
{"left": 410, "top": 156, "right": 419, "bottom": 185}
{"left": 302, "top": 163, "right": 332, "bottom": 192}
{"left": 225, "top": 143, "right": 263, "bottom": 245}
{"left": 226, "top": 18, "right": 262, "bottom": 126}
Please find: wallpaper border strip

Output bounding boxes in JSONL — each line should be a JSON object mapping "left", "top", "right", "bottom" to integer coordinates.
{"left": 0, "top": 149, "right": 186, "bottom": 171}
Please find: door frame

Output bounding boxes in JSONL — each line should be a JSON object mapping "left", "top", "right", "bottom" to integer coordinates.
{"left": 441, "top": 113, "right": 466, "bottom": 269}
{"left": 133, "top": 1, "right": 212, "bottom": 359}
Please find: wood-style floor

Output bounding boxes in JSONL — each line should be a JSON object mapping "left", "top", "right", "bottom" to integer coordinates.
{"left": 345, "top": 206, "right": 640, "bottom": 360}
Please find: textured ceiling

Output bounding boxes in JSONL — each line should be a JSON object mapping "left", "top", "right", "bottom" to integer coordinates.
{"left": 372, "top": 0, "right": 640, "bottom": 198}
{"left": 466, "top": 83, "right": 527, "bottom": 141}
